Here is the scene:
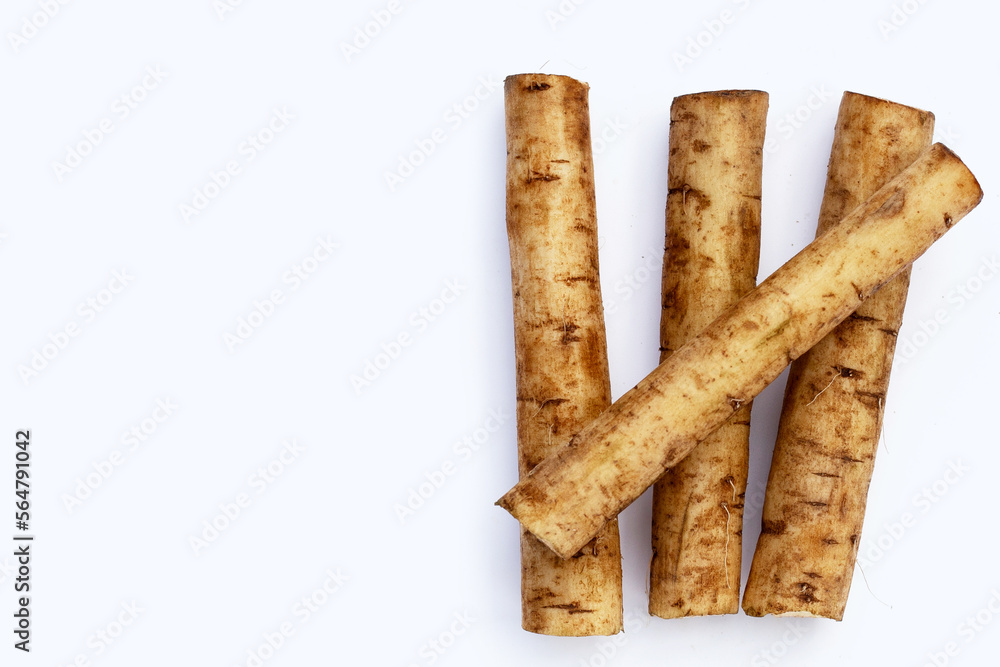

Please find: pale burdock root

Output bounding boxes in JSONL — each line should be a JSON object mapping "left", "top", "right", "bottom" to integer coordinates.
{"left": 504, "top": 73, "right": 622, "bottom": 636}
{"left": 650, "top": 90, "right": 768, "bottom": 618}
{"left": 742, "top": 92, "right": 935, "bottom": 621}
{"left": 496, "top": 143, "right": 983, "bottom": 560}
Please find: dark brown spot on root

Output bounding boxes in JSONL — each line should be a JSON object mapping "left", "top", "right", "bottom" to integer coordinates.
{"left": 760, "top": 318, "right": 791, "bottom": 345}
{"left": 517, "top": 396, "right": 569, "bottom": 408}
{"left": 560, "top": 322, "right": 581, "bottom": 344}
{"left": 797, "top": 582, "right": 819, "bottom": 603}
{"left": 804, "top": 572, "right": 822, "bottom": 579}
{"left": 662, "top": 284, "right": 681, "bottom": 311}
{"left": 834, "top": 365, "right": 861, "bottom": 379}
{"left": 944, "top": 213, "right": 954, "bottom": 228}
{"left": 762, "top": 520, "right": 787, "bottom": 535}
{"left": 561, "top": 275, "right": 597, "bottom": 285}
{"left": 813, "top": 472, "right": 840, "bottom": 478}
{"left": 527, "top": 171, "right": 560, "bottom": 184}
{"left": 692, "top": 140, "right": 712, "bottom": 153}
{"left": 803, "top": 501, "right": 829, "bottom": 508}
{"left": 848, "top": 312, "right": 880, "bottom": 323}
{"left": 569, "top": 538, "right": 599, "bottom": 557}
{"left": 874, "top": 189, "right": 905, "bottom": 219}
{"left": 854, "top": 390, "right": 886, "bottom": 405}
{"left": 541, "top": 602, "right": 594, "bottom": 614}
{"left": 667, "top": 185, "right": 711, "bottom": 212}
{"left": 548, "top": 414, "right": 561, "bottom": 436}
{"left": 823, "top": 538, "right": 839, "bottom": 545}
{"left": 881, "top": 124, "right": 902, "bottom": 142}
{"left": 526, "top": 81, "right": 551, "bottom": 91}
{"left": 527, "top": 591, "right": 558, "bottom": 602}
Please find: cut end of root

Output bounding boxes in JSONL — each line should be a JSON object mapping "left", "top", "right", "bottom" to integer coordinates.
{"left": 504, "top": 73, "right": 590, "bottom": 93}
{"left": 742, "top": 607, "right": 835, "bottom": 621}
{"left": 931, "top": 142, "right": 984, "bottom": 206}
{"left": 522, "top": 620, "right": 624, "bottom": 637}
{"left": 841, "top": 91, "right": 935, "bottom": 124}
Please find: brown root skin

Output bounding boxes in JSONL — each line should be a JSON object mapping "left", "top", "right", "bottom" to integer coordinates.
{"left": 650, "top": 90, "right": 767, "bottom": 619}
{"left": 497, "top": 142, "right": 983, "bottom": 560}
{"left": 742, "top": 92, "right": 934, "bottom": 621}
{"left": 505, "top": 73, "right": 622, "bottom": 636}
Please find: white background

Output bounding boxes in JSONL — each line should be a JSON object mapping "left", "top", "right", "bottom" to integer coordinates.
{"left": 1, "top": 0, "right": 998, "bottom": 665}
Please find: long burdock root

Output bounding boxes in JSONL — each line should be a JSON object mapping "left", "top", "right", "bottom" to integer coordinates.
{"left": 497, "top": 143, "right": 983, "bottom": 560}
{"left": 650, "top": 90, "right": 768, "bottom": 618}
{"left": 742, "top": 93, "right": 935, "bottom": 620}
{"left": 505, "top": 73, "right": 622, "bottom": 636}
